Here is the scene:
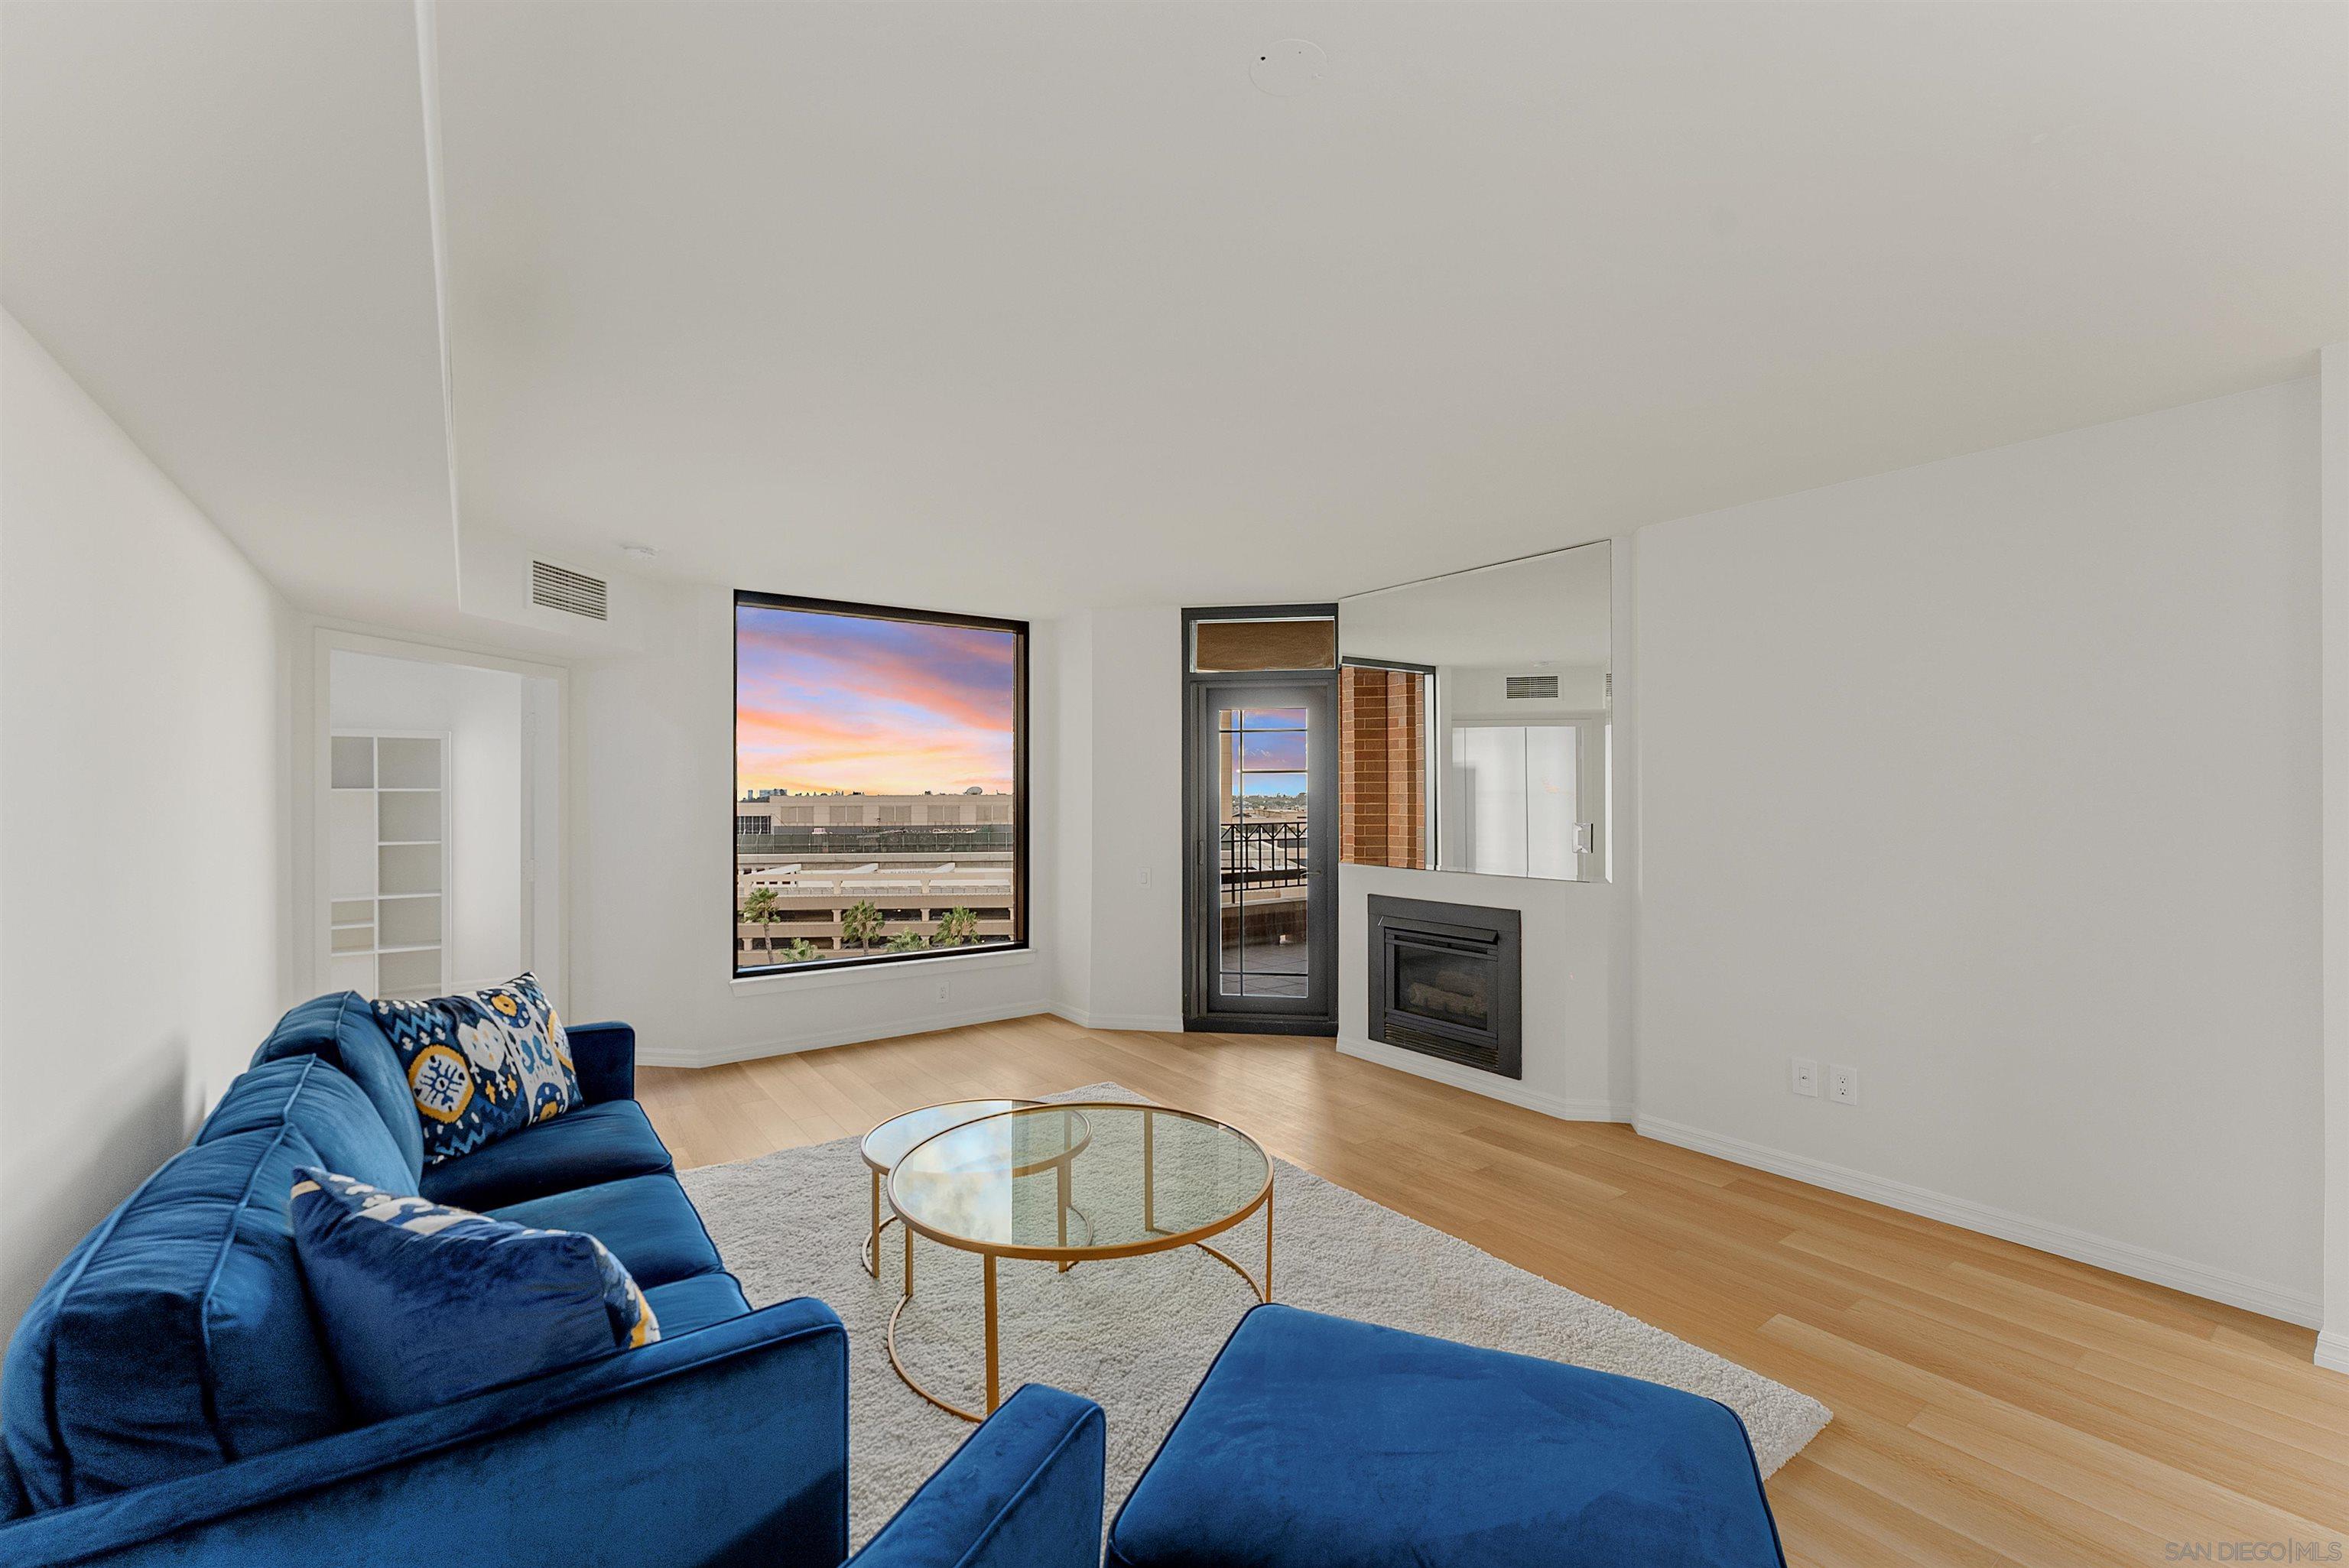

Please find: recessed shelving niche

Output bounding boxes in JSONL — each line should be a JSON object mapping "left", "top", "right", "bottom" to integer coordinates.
{"left": 326, "top": 732, "right": 447, "bottom": 1001}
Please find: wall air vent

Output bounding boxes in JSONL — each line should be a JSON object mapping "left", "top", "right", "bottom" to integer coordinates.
{"left": 1504, "top": 674, "right": 1559, "bottom": 700}
{"left": 531, "top": 560, "right": 609, "bottom": 621}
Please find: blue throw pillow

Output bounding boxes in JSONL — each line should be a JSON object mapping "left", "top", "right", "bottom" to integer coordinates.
{"left": 289, "top": 1168, "right": 658, "bottom": 1421}
{"left": 372, "top": 972, "right": 583, "bottom": 1164}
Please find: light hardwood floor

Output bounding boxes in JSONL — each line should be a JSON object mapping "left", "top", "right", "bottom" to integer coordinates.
{"left": 638, "top": 1015, "right": 2349, "bottom": 1566}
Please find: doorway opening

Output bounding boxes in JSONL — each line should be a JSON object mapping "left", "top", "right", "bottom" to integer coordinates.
{"left": 319, "top": 645, "right": 563, "bottom": 1008}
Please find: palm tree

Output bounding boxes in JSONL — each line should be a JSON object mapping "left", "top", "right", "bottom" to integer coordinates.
{"left": 781, "top": 937, "right": 819, "bottom": 963}
{"left": 885, "top": 930, "right": 928, "bottom": 953}
{"left": 840, "top": 898, "right": 883, "bottom": 953}
{"left": 740, "top": 886, "right": 781, "bottom": 959}
{"left": 934, "top": 906, "right": 980, "bottom": 947}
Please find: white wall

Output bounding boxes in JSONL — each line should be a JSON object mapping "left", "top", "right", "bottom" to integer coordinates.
{"left": 1636, "top": 378, "right": 2325, "bottom": 1323}
{"left": 327, "top": 650, "right": 537, "bottom": 992}
{"left": 450, "top": 674, "right": 524, "bottom": 988}
{"left": 525, "top": 674, "right": 562, "bottom": 1008}
{"left": 569, "top": 583, "right": 1055, "bottom": 1066}
{"left": 1069, "top": 607, "right": 1184, "bottom": 1030}
{"left": 1038, "top": 605, "right": 1185, "bottom": 1031}
{"left": 1, "top": 313, "right": 294, "bottom": 1332}
{"left": 1050, "top": 612, "right": 1095, "bottom": 1022}
{"left": 2320, "top": 346, "right": 2349, "bottom": 1372}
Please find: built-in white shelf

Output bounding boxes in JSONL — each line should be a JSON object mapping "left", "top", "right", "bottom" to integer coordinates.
{"left": 326, "top": 732, "right": 447, "bottom": 1001}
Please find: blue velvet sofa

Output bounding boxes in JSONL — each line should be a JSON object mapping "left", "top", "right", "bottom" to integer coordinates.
{"left": 0, "top": 995, "right": 1106, "bottom": 1568}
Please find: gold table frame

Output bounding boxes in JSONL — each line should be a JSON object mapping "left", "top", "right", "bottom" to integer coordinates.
{"left": 858, "top": 1099, "right": 1053, "bottom": 1280}
{"left": 884, "top": 1102, "right": 1273, "bottom": 1423}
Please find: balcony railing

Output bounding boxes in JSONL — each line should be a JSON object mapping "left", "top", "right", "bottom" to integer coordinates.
{"left": 736, "top": 826, "right": 1015, "bottom": 855}
{"left": 736, "top": 878, "right": 1014, "bottom": 901}
{"left": 1220, "top": 819, "right": 1308, "bottom": 891}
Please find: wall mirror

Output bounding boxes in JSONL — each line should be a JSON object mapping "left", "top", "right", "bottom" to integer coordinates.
{"left": 1338, "top": 541, "right": 1611, "bottom": 882}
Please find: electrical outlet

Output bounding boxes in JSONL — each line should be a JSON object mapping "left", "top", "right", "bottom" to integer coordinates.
{"left": 1828, "top": 1066, "right": 1860, "bottom": 1105}
{"left": 1139, "top": 865, "right": 1152, "bottom": 888}
{"left": 934, "top": 977, "right": 950, "bottom": 1004}
{"left": 1790, "top": 1057, "right": 1819, "bottom": 1097}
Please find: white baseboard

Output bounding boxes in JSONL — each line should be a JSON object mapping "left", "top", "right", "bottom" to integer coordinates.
{"left": 2315, "top": 1331, "right": 2349, "bottom": 1376}
{"left": 1336, "top": 1036, "right": 1627, "bottom": 1122}
{"left": 1048, "top": 1004, "right": 1185, "bottom": 1033}
{"left": 1634, "top": 1115, "right": 2325, "bottom": 1329}
{"left": 636, "top": 1000, "right": 1053, "bottom": 1070}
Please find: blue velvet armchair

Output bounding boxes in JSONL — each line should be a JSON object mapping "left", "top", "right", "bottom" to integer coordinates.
{"left": 0, "top": 996, "right": 1107, "bottom": 1568}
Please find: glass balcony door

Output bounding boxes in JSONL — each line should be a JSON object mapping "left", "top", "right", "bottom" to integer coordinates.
{"left": 1187, "top": 680, "right": 1335, "bottom": 1029}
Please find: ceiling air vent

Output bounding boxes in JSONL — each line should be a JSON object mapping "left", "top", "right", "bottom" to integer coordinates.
{"left": 1505, "top": 674, "right": 1559, "bottom": 700}
{"left": 531, "top": 560, "right": 608, "bottom": 621}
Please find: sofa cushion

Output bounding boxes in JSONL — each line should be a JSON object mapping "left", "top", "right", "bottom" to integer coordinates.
{"left": 564, "top": 1020, "right": 637, "bottom": 1105}
{"left": 197, "top": 1054, "right": 414, "bottom": 1194}
{"left": 1106, "top": 1305, "right": 1786, "bottom": 1568}
{"left": 372, "top": 973, "right": 583, "bottom": 1166}
{"left": 489, "top": 1174, "right": 723, "bottom": 1288}
{"left": 639, "top": 1271, "right": 752, "bottom": 1337}
{"left": 0, "top": 1129, "right": 351, "bottom": 1512}
{"left": 252, "top": 991, "right": 423, "bottom": 1179}
{"left": 291, "top": 1169, "right": 658, "bottom": 1421}
{"left": 419, "top": 1099, "right": 674, "bottom": 1212}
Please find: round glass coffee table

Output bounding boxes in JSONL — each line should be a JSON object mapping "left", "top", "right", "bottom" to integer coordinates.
{"left": 859, "top": 1100, "right": 1053, "bottom": 1277}
{"left": 886, "top": 1102, "right": 1272, "bottom": 1421}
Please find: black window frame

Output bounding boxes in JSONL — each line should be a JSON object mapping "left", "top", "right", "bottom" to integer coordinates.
{"left": 732, "top": 590, "right": 1030, "bottom": 980}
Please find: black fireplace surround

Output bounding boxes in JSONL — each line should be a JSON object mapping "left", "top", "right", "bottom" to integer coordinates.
{"left": 1366, "top": 894, "right": 1522, "bottom": 1079}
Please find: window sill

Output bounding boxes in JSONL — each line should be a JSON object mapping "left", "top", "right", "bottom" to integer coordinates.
{"left": 728, "top": 944, "right": 1036, "bottom": 996}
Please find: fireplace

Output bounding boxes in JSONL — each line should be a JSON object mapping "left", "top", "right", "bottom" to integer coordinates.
{"left": 1366, "top": 894, "right": 1522, "bottom": 1078}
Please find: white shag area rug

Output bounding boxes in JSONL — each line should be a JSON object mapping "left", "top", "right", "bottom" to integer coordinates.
{"left": 680, "top": 1082, "right": 1831, "bottom": 1546}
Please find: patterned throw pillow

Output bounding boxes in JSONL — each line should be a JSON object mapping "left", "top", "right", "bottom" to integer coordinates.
{"left": 372, "top": 973, "right": 582, "bottom": 1165}
{"left": 289, "top": 1168, "right": 658, "bottom": 1421}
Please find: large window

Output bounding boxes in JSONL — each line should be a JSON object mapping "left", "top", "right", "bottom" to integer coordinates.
{"left": 734, "top": 593, "right": 1027, "bottom": 976}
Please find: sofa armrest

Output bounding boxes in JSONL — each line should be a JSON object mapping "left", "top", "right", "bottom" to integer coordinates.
{"left": 2, "top": 1298, "right": 847, "bottom": 1568}
{"left": 848, "top": 1385, "right": 1105, "bottom": 1568}
{"left": 568, "top": 1020, "right": 636, "bottom": 1104}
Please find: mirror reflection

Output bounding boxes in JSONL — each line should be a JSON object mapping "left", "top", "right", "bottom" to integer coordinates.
{"left": 1338, "top": 541, "right": 1611, "bottom": 882}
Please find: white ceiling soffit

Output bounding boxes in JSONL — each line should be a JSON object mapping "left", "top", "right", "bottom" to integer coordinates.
{"left": 8, "top": 3, "right": 2349, "bottom": 629}
{"left": 0, "top": 0, "right": 464, "bottom": 631}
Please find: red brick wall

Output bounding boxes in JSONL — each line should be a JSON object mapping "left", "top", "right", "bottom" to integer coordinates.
{"left": 1340, "top": 667, "right": 1426, "bottom": 868}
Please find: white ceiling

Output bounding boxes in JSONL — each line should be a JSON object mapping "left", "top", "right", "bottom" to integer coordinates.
{"left": 1, "top": 0, "right": 458, "bottom": 631}
{"left": 7, "top": 2, "right": 2346, "bottom": 630}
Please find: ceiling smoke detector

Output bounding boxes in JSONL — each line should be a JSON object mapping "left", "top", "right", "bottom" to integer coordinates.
{"left": 1250, "top": 40, "right": 1325, "bottom": 99}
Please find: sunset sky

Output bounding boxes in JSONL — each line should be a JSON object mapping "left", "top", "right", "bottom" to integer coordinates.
{"left": 736, "top": 604, "right": 1018, "bottom": 797}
